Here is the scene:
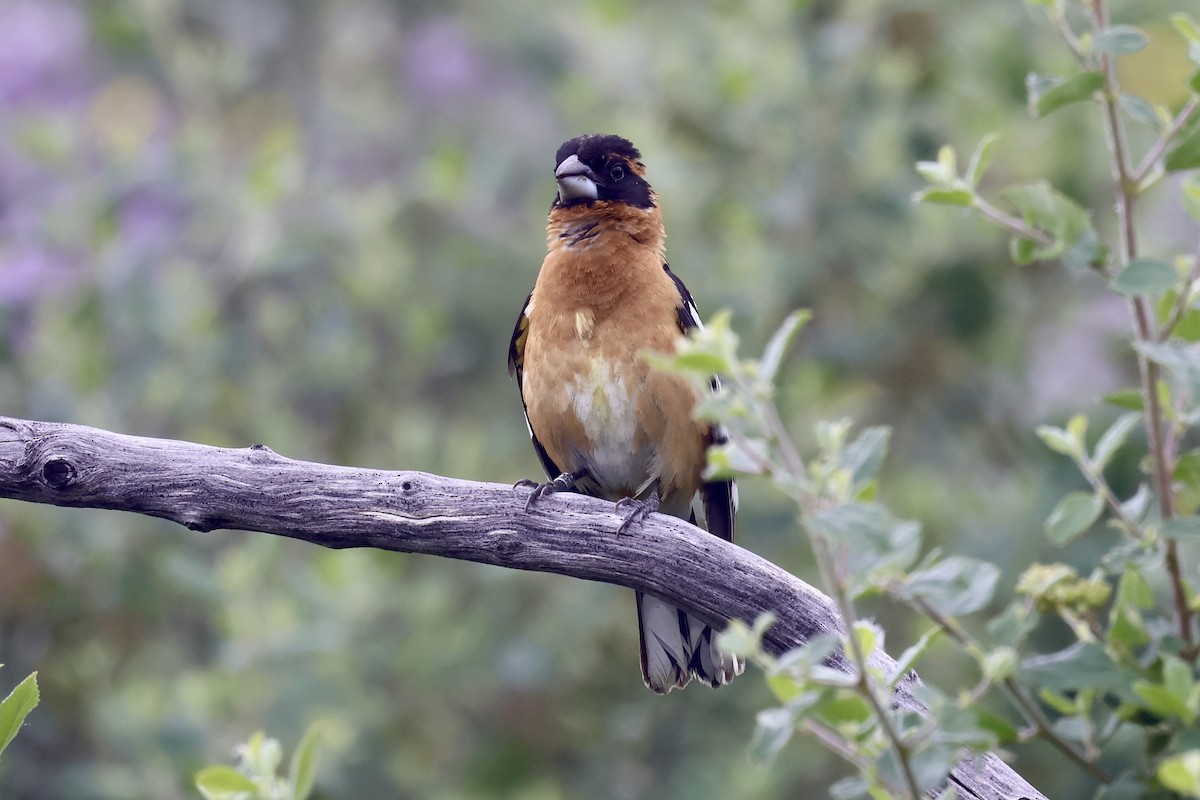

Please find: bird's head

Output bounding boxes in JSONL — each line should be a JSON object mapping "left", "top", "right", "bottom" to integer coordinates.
{"left": 552, "top": 134, "right": 655, "bottom": 210}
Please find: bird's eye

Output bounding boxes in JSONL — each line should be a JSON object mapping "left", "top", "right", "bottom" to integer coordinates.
{"left": 609, "top": 164, "right": 625, "bottom": 181}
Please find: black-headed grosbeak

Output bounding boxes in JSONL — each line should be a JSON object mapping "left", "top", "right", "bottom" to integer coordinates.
{"left": 508, "top": 134, "right": 743, "bottom": 693}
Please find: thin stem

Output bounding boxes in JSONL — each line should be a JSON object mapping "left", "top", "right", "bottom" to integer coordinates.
{"left": 765, "top": 402, "right": 808, "bottom": 482}
{"left": 1001, "top": 677, "right": 1112, "bottom": 781}
{"left": 911, "top": 597, "right": 1113, "bottom": 784}
{"left": 974, "top": 195, "right": 1057, "bottom": 248}
{"left": 1133, "top": 96, "right": 1200, "bottom": 184}
{"left": 809, "top": 533, "right": 924, "bottom": 800}
{"left": 1049, "top": 5, "right": 1090, "bottom": 68}
{"left": 1089, "top": 0, "right": 1196, "bottom": 656}
{"left": 801, "top": 720, "right": 875, "bottom": 772}
{"left": 1078, "top": 458, "right": 1150, "bottom": 542}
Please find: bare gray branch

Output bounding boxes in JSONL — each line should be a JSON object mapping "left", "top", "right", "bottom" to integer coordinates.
{"left": 0, "top": 416, "right": 1044, "bottom": 799}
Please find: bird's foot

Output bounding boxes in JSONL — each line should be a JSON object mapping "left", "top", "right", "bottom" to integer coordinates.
{"left": 515, "top": 471, "right": 582, "bottom": 512}
{"left": 615, "top": 492, "right": 660, "bottom": 536}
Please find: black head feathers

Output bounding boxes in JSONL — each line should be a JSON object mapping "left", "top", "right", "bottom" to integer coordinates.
{"left": 552, "top": 134, "right": 654, "bottom": 209}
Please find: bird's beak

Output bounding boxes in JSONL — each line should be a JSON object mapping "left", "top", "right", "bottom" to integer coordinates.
{"left": 555, "top": 154, "right": 599, "bottom": 201}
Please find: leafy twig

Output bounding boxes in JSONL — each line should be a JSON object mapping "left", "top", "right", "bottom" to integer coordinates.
{"left": 810, "top": 532, "right": 924, "bottom": 800}
{"left": 911, "top": 597, "right": 1113, "bottom": 784}
{"left": 1085, "top": 0, "right": 1195, "bottom": 657}
{"left": 1078, "top": 457, "right": 1150, "bottom": 542}
{"left": 1134, "top": 96, "right": 1200, "bottom": 185}
{"left": 974, "top": 196, "right": 1058, "bottom": 248}
{"left": 1158, "top": 237, "right": 1200, "bottom": 342}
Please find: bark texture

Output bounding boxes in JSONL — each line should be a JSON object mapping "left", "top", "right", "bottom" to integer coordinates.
{"left": 0, "top": 416, "right": 1044, "bottom": 799}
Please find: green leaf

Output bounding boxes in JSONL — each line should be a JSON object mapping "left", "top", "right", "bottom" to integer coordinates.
{"left": 966, "top": 133, "right": 1001, "bottom": 187}
{"left": 972, "top": 707, "right": 1019, "bottom": 744}
{"left": 1010, "top": 235, "right": 1037, "bottom": 265}
{"left": 194, "top": 766, "right": 257, "bottom": 800}
{"left": 1092, "top": 26, "right": 1148, "bottom": 57}
{"left": 937, "top": 144, "right": 957, "bottom": 176}
{"left": 904, "top": 743, "right": 959, "bottom": 793}
{"left": 808, "top": 503, "right": 921, "bottom": 584}
{"left": 1030, "top": 72, "right": 1105, "bottom": 117}
{"left": 1164, "top": 656, "right": 1194, "bottom": 703}
{"left": 899, "top": 556, "right": 1000, "bottom": 616}
{"left": 1176, "top": 451, "right": 1200, "bottom": 516}
{"left": 850, "top": 620, "right": 881, "bottom": 658}
{"left": 705, "top": 437, "right": 769, "bottom": 478}
{"left": 0, "top": 672, "right": 39, "bottom": 757}
{"left": 888, "top": 627, "right": 941, "bottom": 687}
{"left": 1045, "top": 491, "right": 1104, "bottom": 544}
{"left": 750, "top": 706, "right": 799, "bottom": 764}
{"left": 1021, "top": 642, "right": 1140, "bottom": 700}
{"left": 813, "top": 693, "right": 872, "bottom": 726}
{"left": 717, "top": 612, "right": 775, "bottom": 657}
{"left": 1001, "top": 182, "right": 1099, "bottom": 266}
{"left": 981, "top": 646, "right": 1019, "bottom": 682}
{"left": 1110, "top": 568, "right": 1152, "bottom": 651}
{"left": 1110, "top": 259, "right": 1179, "bottom": 296}
{"left": 770, "top": 634, "right": 841, "bottom": 688}
{"left": 670, "top": 351, "right": 730, "bottom": 375}
{"left": 914, "top": 146, "right": 960, "bottom": 186}
{"left": 1184, "top": 176, "right": 1200, "bottom": 221}
{"left": 1036, "top": 424, "right": 1080, "bottom": 457}
{"left": 1068, "top": 413, "right": 1088, "bottom": 443}
{"left": 1092, "top": 412, "right": 1142, "bottom": 469}
{"left": 1117, "top": 568, "right": 1154, "bottom": 609}
{"left": 1159, "top": 751, "right": 1200, "bottom": 799}
{"left": 987, "top": 602, "right": 1037, "bottom": 648}
{"left": 840, "top": 426, "right": 890, "bottom": 487}
{"left": 913, "top": 186, "right": 975, "bottom": 206}
{"left": 1061, "top": 228, "right": 1107, "bottom": 271}
{"left": 758, "top": 310, "right": 811, "bottom": 385}
{"left": 1038, "top": 688, "right": 1078, "bottom": 715}
{"left": 915, "top": 160, "right": 952, "bottom": 184}
{"left": 829, "top": 777, "right": 870, "bottom": 800}
{"left": 1173, "top": 13, "right": 1200, "bottom": 44}
{"left": 1118, "top": 94, "right": 1160, "bottom": 129}
{"left": 1103, "top": 388, "right": 1144, "bottom": 410}
{"left": 1134, "top": 681, "right": 1195, "bottom": 722}
{"left": 288, "top": 722, "right": 324, "bottom": 800}
{"left": 1167, "top": 129, "right": 1200, "bottom": 173}
{"left": 1161, "top": 517, "right": 1200, "bottom": 541}
{"left": 1135, "top": 341, "right": 1200, "bottom": 399}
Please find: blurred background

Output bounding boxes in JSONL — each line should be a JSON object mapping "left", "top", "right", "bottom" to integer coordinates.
{"left": 0, "top": 0, "right": 1195, "bottom": 797}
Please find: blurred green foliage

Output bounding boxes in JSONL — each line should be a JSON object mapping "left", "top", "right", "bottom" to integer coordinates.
{"left": 0, "top": 0, "right": 1194, "bottom": 797}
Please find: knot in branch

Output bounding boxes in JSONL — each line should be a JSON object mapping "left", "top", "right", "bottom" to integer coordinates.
{"left": 42, "top": 456, "right": 77, "bottom": 489}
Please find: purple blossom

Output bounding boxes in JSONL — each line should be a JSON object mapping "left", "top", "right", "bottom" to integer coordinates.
{"left": 119, "top": 187, "right": 187, "bottom": 260}
{"left": 0, "top": 1, "right": 89, "bottom": 107}
{"left": 0, "top": 245, "right": 77, "bottom": 305}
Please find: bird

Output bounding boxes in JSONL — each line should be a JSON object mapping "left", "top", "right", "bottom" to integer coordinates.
{"left": 507, "top": 133, "right": 743, "bottom": 693}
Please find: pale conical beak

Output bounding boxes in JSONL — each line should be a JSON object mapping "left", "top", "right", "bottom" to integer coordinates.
{"left": 555, "top": 154, "right": 599, "bottom": 201}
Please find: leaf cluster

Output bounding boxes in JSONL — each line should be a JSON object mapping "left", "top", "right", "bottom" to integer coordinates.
{"left": 652, "top": 3, "right": 1200, "bottom": 797}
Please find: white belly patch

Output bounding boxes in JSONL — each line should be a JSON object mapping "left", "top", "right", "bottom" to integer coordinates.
{"left": 567, "top": 357, "right": 648, "bottom": 492}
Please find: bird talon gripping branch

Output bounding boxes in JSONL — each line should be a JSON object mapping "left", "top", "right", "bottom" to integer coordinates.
{"left": 507, "top": 134, "right": 744, "bottom": 693}
{"left": 515, "top": 469, "right": 585, "bottom": 512}
{"left": 614, "top": 493, "right": 660, "bottom": 537}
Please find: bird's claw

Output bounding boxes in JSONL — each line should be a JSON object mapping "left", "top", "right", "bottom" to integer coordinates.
{"left": 615, "top": 494, "right": 660, "bottom": 537}
{"left": 515, "top": 473, "right": 578, "bottom": 512}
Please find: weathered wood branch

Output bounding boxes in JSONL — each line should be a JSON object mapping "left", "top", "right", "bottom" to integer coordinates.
{"left": 0, "top": 416, "right": 1042, "bottom": 799}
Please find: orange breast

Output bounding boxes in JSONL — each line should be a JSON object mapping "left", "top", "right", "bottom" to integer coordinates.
{"left": 520, "top": 242, "right": 707, "bottom": 508}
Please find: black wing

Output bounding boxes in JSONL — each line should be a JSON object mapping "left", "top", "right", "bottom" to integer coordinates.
{"left": 663, "top": 263, "right": 737, "bottom": 544}
{"left": 509, "top": 291, "right": 562, "bottom": 481}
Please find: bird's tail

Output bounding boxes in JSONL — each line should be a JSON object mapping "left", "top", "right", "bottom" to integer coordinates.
{"left": 636, "top": 592, "right": 744, "bottom": 694}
